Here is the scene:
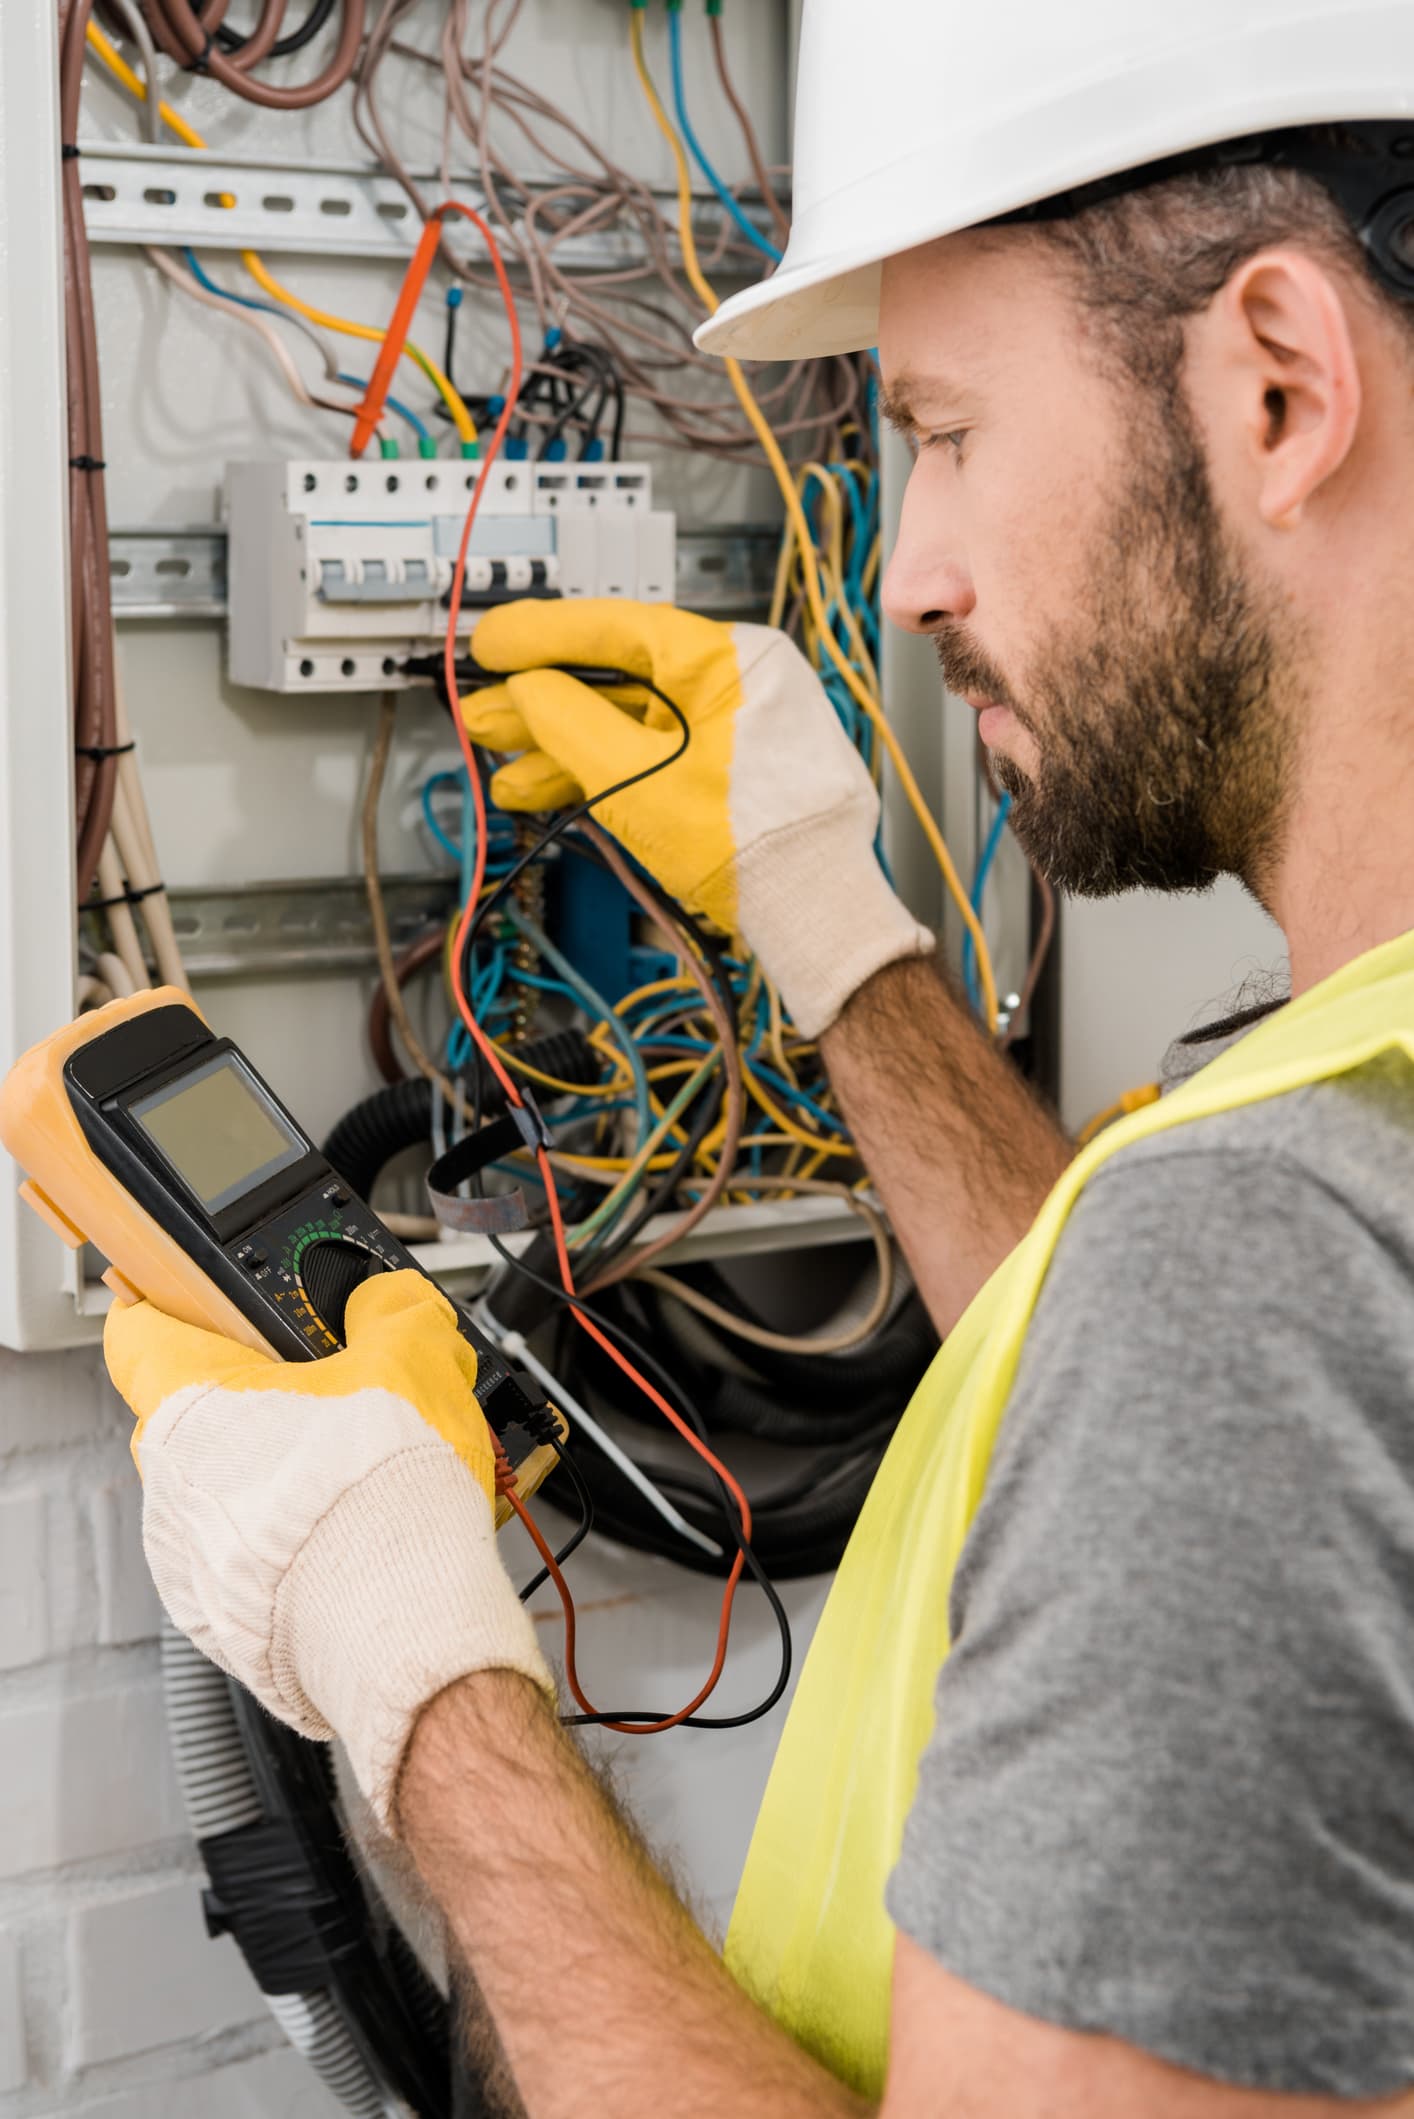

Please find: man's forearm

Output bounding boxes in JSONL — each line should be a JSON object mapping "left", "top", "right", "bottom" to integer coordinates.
{"left": 822, "top": 955, "right": 1072, "bottom": 1335}
{"left": 398, "top": 1670, "right": 870, "bottom": 2119}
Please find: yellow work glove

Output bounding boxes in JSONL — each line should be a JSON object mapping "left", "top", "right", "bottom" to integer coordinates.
{"left": 468, "top": 599, "right": 933, "bottom": 1036}
{"left": 104, "top": 1270, "right": 551, "bottom": 1830}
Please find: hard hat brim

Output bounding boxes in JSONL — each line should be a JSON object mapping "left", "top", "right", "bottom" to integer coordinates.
{"left": 696, "top": 255, "right": 881, "bottom": 363}
{"left": 695, "top": 4, "right": 1414, "bottom": 363}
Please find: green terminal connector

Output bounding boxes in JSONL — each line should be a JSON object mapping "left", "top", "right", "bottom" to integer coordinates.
{"left": 417, "top": 436, "right": 439, "bottom": 461}
{"left": 628, "top": 0, "right": 648, "bottom": 12}
{"left": 705, "top": 0, "right": 723, "bottom": 15}
{"left": 378, "top": 436, "right": 400, "bottom": 460}
{"left": 460, "top": 440, "right": 481, "bottom": 460}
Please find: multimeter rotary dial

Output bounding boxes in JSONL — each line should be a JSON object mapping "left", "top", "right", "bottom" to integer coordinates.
{"left": 298, "top": 1235, "right": 392, "bottom": 1345}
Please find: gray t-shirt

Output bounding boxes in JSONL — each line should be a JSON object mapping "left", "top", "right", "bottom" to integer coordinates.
{"left": 886, "top": 1009, "right": 1414, "bottom": 2097}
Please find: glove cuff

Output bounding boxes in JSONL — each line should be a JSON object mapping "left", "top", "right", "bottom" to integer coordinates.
{"left": 274, "top": 1445, "right": 553, "bottom": 1830}
{"left": 737, "top": 814, "right": 935, "bottom": 1039}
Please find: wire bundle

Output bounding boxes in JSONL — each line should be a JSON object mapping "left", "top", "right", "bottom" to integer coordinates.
{"left": 352, "top": 0, "right": 867, "bottom": 465}
{"left": 61, "top": 0, "right": 121, "bottom": 903}
{"left": 338, "top": 189, "right": 935, "bottom": 1736}
{"left": 116, "top": 0, "right": 365, "bottom": 107}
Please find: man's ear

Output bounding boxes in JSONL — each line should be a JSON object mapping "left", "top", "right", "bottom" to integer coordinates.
{"left": 1211, "top": 247, "right": 1362, "bottom": 531}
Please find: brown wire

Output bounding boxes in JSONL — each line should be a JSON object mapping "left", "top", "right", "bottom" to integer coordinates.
{"left": 351, "top": 12, "right": 862, "bottom": 466}
{"left": 573, "top": 824, "right": 745, "bottom": 1295}
{"left": 368, "top": 924, "right": 449, "bottom": 1083}
{"left": 708, "top": 14, "right": 790, "bottom": 244}
{"left": 976, "top": 739, "right": 1057, "bottom": 1050}
{"left": 60, "top": 0, "right": 119, "bottom": 902}
{"left": 1001, "top": 868, "right": 1057, "bottom": 1052}
{"left": 144, "top": 0, "right": 366, "bottom": 107}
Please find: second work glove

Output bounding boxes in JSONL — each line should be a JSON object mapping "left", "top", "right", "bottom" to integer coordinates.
{"left": 467, "top": 600, "right": 933, "bottom": 1037}
{"left": 104, "top": 1270, "right": 551, "bottom": 1830}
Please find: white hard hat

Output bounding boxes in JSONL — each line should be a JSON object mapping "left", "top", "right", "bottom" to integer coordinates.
{"left": 696, "top": 0, "right": 1414, "bottom": 361}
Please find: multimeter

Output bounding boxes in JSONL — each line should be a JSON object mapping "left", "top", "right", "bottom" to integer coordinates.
{"left": 0, "top": 988, "right": 560, "bottom": 1504}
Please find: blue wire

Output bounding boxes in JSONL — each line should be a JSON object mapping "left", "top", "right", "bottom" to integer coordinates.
{"left": 667, "top": 12, "right": 783, "bottom": 265}
{"left": 644, "top": 1032, "right": 849, "bottom": 1138}
{"left": 419, "top": 767, "right": 517, "bottom": 884}
{"left": 963, "top": 792, "right": 1013, "bottom": 1012}
{"left": 747, "top": 1059, "right": 850, "bottom": 1136}
{"left": 506, "top": 906, "right": 653, "bottom": 1160}
{"left": 334, "top": 373, "right": 429, "bottom": 442}
{"left": 420, "top": 776, "right": 464, "bottom": 863}
{"left": 177, "top": 250, "right": 431, "bottom": 443}
{"left": 508, "top": 966, "right": 583, "bottom": 998}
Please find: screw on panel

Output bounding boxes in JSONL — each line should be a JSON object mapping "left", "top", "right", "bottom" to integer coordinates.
{"left": 340, "top": 658, "right": 356, "bottom": 677}
{"left": 303, "top": 473, "right": 317, "bottom": 492}
{"left": 346, "top": 474, "right": 359, "bottom": 492}
{"left": 299, "top": 658, "right": 315, "bottom": 677}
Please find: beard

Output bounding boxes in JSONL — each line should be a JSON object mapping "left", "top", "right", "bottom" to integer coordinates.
{"left": 932, "top": 391, "right": 1297, "bottom": 900}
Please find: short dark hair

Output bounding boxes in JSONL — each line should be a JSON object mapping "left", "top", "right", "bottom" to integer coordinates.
{"left": 1031, "top": 148, "right": 1408, "bottom": 393}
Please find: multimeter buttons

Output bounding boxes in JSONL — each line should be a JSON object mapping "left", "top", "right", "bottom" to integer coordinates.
{"left": 298, "top": 1236, "right": 389, "bottom": 1346}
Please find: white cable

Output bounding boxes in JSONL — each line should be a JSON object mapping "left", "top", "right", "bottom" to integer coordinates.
{"left": 109, "top": 660, "right": 190, "bottom": 990}
{"left": 95, "top": 949, "right": 136, "bottom": 1000}
{"left": 103, "top": 0, "right": 163, "bottom": 146}
{"left": 476, "top": 1305, "right": 725, "bottom": 1559}
{"left": 142, "top": 247, "right": 361, "bottom": 422}
{"left": 95, "top": 837, "right": 150, "bottom": 992}
{"left": 93, "top": 11, "right": 349, "bottom": 395}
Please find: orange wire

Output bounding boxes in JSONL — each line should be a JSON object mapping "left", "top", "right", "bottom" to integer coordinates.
{"left": 383, "top": 202, "right": 749, "bottom": 1732}
{"left": 351, "top": 217, "right": 445, "bottom": 459}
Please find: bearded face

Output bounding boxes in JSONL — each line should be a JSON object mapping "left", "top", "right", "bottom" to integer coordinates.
{"left": 930, "top": 389, "right": 1297, "bottom": 903}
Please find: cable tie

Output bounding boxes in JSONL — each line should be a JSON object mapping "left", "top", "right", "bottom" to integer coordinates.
{"left": 61, "top": 143, "right": 82, "bottom": 161}
{"left": 182, "top": 27, "right": 215, "bottom": 71}
{"left": 75, "top": 739, "right": 136, "bottom": 761}
{"left": 509, "top": 1089, "right": 551, "bottom": 1155}
{"left": 69, "top": 455, "right": 107, "bottom": 473}
{"left": 86, "top": 881, "right": 164, "bottom": 912}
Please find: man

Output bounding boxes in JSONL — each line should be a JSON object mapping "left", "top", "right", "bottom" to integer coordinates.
{"left": 104, "top": 1, "right": 1414, "bottom": 2111}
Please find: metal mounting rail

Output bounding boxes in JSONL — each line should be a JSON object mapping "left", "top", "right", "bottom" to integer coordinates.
{"left": 76, "top": 141, "right": 780, "bottom": 265}
{"left": 83, "top": 874, "right": 457, "bottom": 981}
{"left": 107, "top": 523, "right": 781, "bottom": 621}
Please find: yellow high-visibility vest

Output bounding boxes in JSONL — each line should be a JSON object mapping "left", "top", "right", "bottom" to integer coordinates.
{"left": 726, "top": 928, "right": 1414, "bottom": 2097}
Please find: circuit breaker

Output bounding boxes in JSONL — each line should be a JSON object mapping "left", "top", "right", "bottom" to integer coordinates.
{"left": 226, "top": 457, "right": 676, "bottom": 692}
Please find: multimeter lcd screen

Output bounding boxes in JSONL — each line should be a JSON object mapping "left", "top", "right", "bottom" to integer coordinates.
{"left": 130, "top": 1054, "right": 306, "bottom": 1215}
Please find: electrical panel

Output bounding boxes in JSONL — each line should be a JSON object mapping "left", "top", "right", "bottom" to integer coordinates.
{"left": 226, "top": 457, "right": 676, "bottom": 692}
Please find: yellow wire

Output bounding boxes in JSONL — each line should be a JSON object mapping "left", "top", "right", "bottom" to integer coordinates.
{"left": 240, "top": 256, "right": 476, "bottom": 447}
{"left": 84, "top": 22, "right": 478, "bottom": 450}
{"left": 628, "top": 14, "right": 999, "bottom": 1031}
{"left": 610, "top": 975, "right": 699, "bottom": 1015}
{"left": 765, "top": 977, "right": 799, "bottom": 1091}
{"left": 494, "top": 1042, "right": 629, "bottom": 1098}
{"left": 1076, "top": 1082, "right": 1162, "bottom": 1146}
{"left": 740, "top": 1060, "right": 858, "bottom": 1159}
{"left": 86, "top": 21, "right": 212, "bottom": 153}
{"left": 767, "top": 508, "right": 798, "bottom": 631}
{"left": 552, "top": 1148, "right": 682, "bottom": 1173}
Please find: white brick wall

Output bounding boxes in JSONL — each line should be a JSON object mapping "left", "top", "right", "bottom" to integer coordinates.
{"left": 0, "top": 1345, "right": 341, "bottom": 2117}
{"left": 68, "top": 1877, "right": 267, "bottom": 2068}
